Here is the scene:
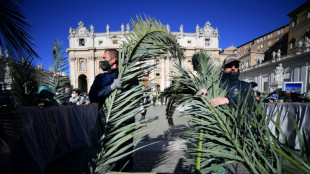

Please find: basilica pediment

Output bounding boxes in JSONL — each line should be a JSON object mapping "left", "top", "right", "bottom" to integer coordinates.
{"left": 69, "top": 21, "right": 90, "bottom": 36}
{"left": 199, "top": 21, "right": 218, "bottom": 37}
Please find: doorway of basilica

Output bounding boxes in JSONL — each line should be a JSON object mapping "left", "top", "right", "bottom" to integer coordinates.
{"left": 78, "top": 74, "right": 87, "bottom": 93}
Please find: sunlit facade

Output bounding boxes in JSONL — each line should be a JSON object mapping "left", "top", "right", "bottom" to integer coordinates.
{"left": 67, "top": 21, "right": 223, "bottom": 92}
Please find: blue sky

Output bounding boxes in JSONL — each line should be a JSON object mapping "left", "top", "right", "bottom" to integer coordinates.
{"left": 22, "top": 0, "right": 307, "bottom": 75}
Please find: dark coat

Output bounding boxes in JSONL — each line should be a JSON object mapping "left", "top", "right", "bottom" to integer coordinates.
{"left": 220, "top": 71, "right": 254, "bottom": 108}
{"left": 89, "top": 68, "right": 139, "bottom": 109}
{"left": 89, "top": 68, "right": 119, "bottom": 109}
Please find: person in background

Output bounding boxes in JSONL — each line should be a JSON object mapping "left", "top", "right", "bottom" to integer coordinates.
{"left": 305, "top": 90, "right": 310, "bottom": 102}
{"left": 255, "top": 91, "right": 261, "bottom": 103}
{"left": 152, "top": 84, "right": 160, "bottom": 105}
{"left": 69, "top": 88, "right": 85, "bottom": 105}
{"left": 250, "top": 82, "right": 260, "bottom": 103}
{"left": 290, "top": 88, "right": 300, "bottom": 102}
{"left": 36, "top": 86, "right": 59, "bottom": 108}
{"left": 83, "top": 93, "right": 91, "bottom": 105}
{"left": 23, "top": 80, "right": 38, "bottom": 106}
{"left": 250, "top": 82, "right": 258, "bottom": 93}
{"left": 140, "top": 88, "right": 150, "bottom": 120}
{"left": 264, "top": 90, "right": 279, "bottom": 103}
{"left": 62, "top": 87, "right": 71, "bottom": 105}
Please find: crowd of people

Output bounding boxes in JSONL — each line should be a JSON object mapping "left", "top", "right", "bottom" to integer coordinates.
{"left": 21, "top": 82, "right": 91, "bottom": 108}
{"left": 249, "top": 81, "right": 310, "bottom": 103}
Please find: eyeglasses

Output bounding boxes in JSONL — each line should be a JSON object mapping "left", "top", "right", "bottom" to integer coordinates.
{"left": 225, "top": 62, "right": 239, "bottom": 68}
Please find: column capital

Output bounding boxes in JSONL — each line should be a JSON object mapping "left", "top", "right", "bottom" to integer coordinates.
{"left": 69, "top": 57, "right": 76, "bottom": 61}
{"left": 88, "top": 56, "right": 97, "bottom": 60}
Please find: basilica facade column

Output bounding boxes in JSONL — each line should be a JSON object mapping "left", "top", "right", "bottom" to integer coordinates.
{"left": 161, "top": 58, "right": 165, "bottom": 91}
{"left": 88, "top": 56, "right": 96, "bottom": 92}
{"left": 166, "top": 58, "right": 171, "bottom": 88}
{"left": 69, "top": 57, "right": 76, "bottom": 88}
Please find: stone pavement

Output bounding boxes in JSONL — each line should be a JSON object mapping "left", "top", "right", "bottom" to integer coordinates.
{"left": 130, "top": 104, "right": 191, "bottom": 173}
{"left": 128, "top": 104, "right": 298, "bottom": 174}
{"left": 129, "top": 105, "right": 253, "bottom": 174}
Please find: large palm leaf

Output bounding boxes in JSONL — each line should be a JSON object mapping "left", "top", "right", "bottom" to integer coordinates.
{"left": 0, "top": 0, "right": 39, "bottom": 107}
{"left": 43, "top": 39, "right": 70, "bottom": 104}
{"left": 165, "top": 51, "right": 310, "bottom": 173}
{"left": 94, "top": 16, "right": 183, "bottom": 173}
{"left": 0, "top": 0, "right": 38, "bottom": 152}
{"left": 0, "top": 0, "right": 38, "bottom": 61}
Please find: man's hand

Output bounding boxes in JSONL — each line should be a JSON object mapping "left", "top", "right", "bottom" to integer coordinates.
{"left": 111, "top": 78, "right": 122, "bottom": 90}
{"left": 210, "top": 97, "right": 229, "bottom": 107}
{"left": 196, "top": 89, "right": 208, "bottom": 98}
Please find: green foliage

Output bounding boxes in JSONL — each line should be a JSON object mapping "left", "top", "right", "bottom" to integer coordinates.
{"left": 10, "top": 58, "right": 37, "bottom": 106}
{"left": 94, "top": 16, "right": 183, "bottom": 173}
{"left": 44, "top": 40, "right": 70, "bottom": 104}
{"left": 0, "top": 0, "right": 38, "bottom": 107}
{"left": 164, "top": 51, "right": 310, "bottom": 174}
{"left": 0, "top": 0, "right": 38, "bottom": 60}
{"left": 0, "top": 0, "right": 38, "bottom": 154}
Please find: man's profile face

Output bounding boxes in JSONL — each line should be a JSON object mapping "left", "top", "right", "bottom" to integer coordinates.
{"left": 102, "top": 51, "right": 116, "bottom": 66}
{"left": 224, "top": 61, "right": 239, "bottom": 74}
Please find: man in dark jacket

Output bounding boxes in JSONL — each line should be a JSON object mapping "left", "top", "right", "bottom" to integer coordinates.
{"left": 89, "top": 49, "right": 122, "bottom": 109}
{"left": 197, "top": 55, "right": 254, "bottom": 108}
{"left": 89, "top": 49, "right": 137, "bottom": 171}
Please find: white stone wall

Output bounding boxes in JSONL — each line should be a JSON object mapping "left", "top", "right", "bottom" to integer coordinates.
{"left": 239, "top": 52, "right": 310, "bottom": 93}
{"left": 67, "top": 21, "right": 221, "bottom": 92}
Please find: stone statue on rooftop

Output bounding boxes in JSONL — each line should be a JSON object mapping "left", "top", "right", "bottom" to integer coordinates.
{"left": 196, "top": 24, "right": 199, "bottom": 34}
{"left": 305, "top": 37, "right": 310, "bottom": 47}
{"left": 272, "top": 51, "right": 276, "bottom": 59}
{"left": 90, "top": 24, "right": 94, "bottom": 33}
{"left": 121, "top": 24, "right": 124, "bottom": 33}
{"left": 277, "top": 49, "right": 281, "bottom": 58}
{"left": 106, "top": 24, "right": 110, "bottom": 32}
{"left": 126, "top": 23, "right": 130, "bottom": 32}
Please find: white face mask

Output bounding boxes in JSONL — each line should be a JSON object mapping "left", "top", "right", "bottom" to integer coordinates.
{"left": 71, "top": 94, "right": 76, "bottom": 98}
{"left": 253, "top": 87, "right": 258, "bottom": 92}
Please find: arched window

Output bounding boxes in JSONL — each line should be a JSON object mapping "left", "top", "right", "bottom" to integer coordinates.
{"left": 156, "top": 60, "right": 160, "bottom": 68}
{"left": 80, "top": 61, "right": 85, "bottom": 71}
{"left": 172, "top": 60, "right": 177, "bottom": 67}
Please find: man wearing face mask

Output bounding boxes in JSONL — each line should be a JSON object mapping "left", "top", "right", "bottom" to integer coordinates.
{"left": 197, "top": 55, "right": 254, "bottom": 108}
{"left": 89, "top": 49, "right": 122, "bottom": 109}
{"left": 69, "top": 88, "right": 85, "bottom": 105}
{"left": 89, "top": 49, "right": 138, "bottom": 172}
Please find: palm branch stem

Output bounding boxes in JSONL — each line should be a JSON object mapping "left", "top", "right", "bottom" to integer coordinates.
{"left": 195, "top": 128, "right": 203, "bottom": 173}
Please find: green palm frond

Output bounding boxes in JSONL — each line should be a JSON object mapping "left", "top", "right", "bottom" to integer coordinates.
{"left": 43, "top": 39, "right": 70, "bottom": 104}
{"left": 0, "top": 0, "right": 38, "bottom": 60}
{"left": 161, "top": 51, "right": 222, "bottom": 126}
{"left": 0, "top": 0, "right": 38, "bottom": 155}
{"left": 10, "top": 57, "right": 37, "bottom": 106}
{"left": 0, "top": 0, "right": 39, "bottom": 107}
{"left": 165, "top": 51, "right": 310, "bottom": 174}
{"left": 95, "top": 16, "right": 183, "bottom": 173}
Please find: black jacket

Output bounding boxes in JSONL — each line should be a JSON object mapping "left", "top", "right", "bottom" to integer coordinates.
{"left": 89, "top": 68, "right": 119, "bottom": 109}
{"left": 220, "top": 71, "right": 254, "bottom": 108}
